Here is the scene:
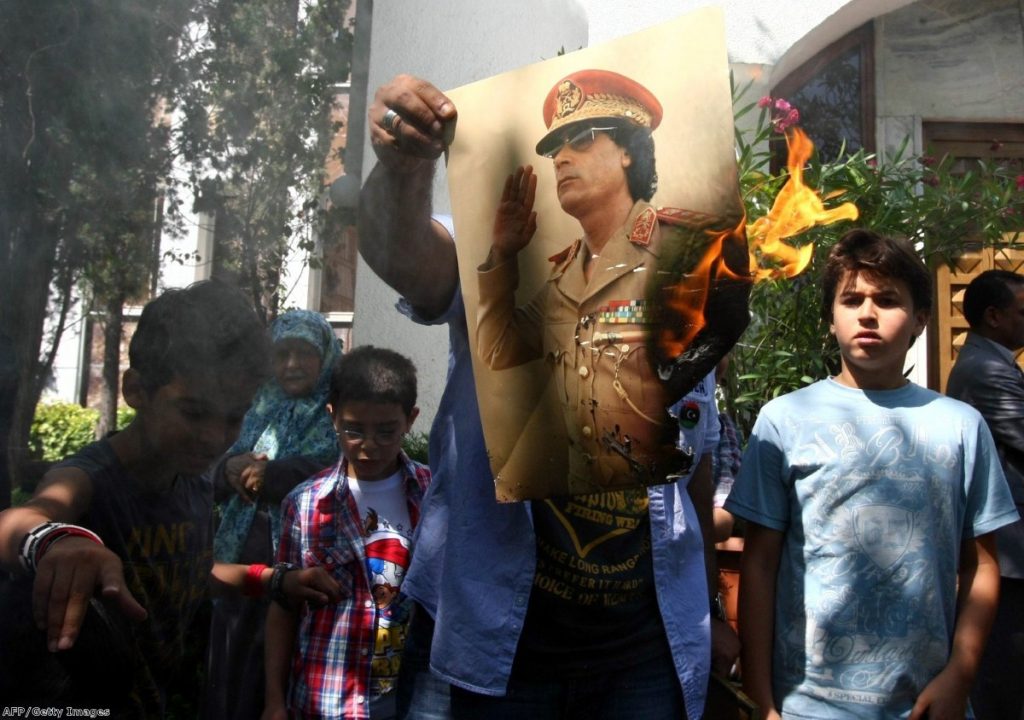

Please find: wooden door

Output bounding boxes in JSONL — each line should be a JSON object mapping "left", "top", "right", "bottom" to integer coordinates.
{"left": 931, "top": 243, "right": 1024, "bottom": 392}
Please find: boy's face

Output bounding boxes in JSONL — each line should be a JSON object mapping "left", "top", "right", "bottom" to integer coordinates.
{"left": 124, "top": 370, "right": 258, "bottom": 476}
{"left": 830, "top": 270, "right": 928, "bottom": 390}
{"left": 331, "top": 400, "right": 418, "bottom": 481}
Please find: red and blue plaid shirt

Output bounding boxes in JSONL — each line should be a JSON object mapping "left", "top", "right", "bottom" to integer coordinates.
{"left": 276, "top": 453, "right": 431, "bottom": 719}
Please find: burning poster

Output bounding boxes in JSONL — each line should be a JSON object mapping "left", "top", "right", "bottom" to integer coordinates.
{"left": 445, "top": 8, "right": 750, "bottom": 500}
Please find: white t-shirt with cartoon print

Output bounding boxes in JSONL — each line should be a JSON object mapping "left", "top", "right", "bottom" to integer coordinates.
{"left": 348, "top": 471, "right": 414, "bottom": 708}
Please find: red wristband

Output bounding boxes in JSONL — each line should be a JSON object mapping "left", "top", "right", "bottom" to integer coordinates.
{"left": 244, "top": 563, "right": 269, "bottom": 597}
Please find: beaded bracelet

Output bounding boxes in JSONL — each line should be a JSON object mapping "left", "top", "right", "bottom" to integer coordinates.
{"left": 244, "top": 563, "right": 269, "bottom": 597}
{"left": 269, "top": 562, "right": 297, "bottom": 607}
{"left": 18, "top": 522, "right": 104, "bottom": 574}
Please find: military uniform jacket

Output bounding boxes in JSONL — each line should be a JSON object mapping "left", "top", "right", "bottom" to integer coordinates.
{"left": 477, "top": 199, "right": 718, "bottom": 492}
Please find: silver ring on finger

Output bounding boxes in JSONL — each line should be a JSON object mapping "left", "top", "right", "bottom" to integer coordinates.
{"left": 382, "top": 108, "right": 401, "bottom": 135}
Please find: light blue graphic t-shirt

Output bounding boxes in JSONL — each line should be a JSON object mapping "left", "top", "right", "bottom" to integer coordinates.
{"left": 726, "top": 378, "right": 1018, "bottom": 719}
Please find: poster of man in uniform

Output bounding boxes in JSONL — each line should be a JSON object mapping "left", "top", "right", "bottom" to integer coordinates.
{"left": 445, "top": 8, "right": 751, "bottom": 501}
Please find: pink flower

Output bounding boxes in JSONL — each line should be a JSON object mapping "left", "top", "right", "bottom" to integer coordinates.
{"left": 772, "top": 108, "right": 801, "bottom": 133}
{"left": 757, "top": 95, "right": 773, "bottom": 109}
{"left": 924, "top": 175, "right": 940, "bottom": 187}
{"left": 990, "top": 140, "right": 1004, "bottom": 151}
{"left": 773, "top": 98, "right": 792, "bottom": 113}
{"left": 866, "top": 158, "right": 878, "bottom": 168}
{"left": 1016, "top": 174, "right": 1024, "bottom": 191}
{"left": 920, "top": 155, "right": 936, "bottom": 167}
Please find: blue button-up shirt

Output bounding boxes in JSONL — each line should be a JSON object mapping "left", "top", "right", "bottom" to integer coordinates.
{"left": 398, "top": 217, "right": 713, "bottom": 717}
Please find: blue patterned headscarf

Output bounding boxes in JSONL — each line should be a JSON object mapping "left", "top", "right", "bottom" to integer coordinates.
{"left": 214, "top": 309, "right": 342, "bottom": 562}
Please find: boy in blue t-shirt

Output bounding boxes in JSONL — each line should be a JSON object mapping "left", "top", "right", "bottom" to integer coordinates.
{"left": 727, "top": 230, "right": 1019, "bottom": 719}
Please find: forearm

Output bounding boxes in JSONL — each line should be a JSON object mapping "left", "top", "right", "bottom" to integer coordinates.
{"left": 209, "top": 561, "right": 272, "bottom": 598}
{"left": 948, "top": 534, "right": 1001, "bottom": 685}
{"left": 738, "top": 524, "right": 783, "bottom": 713}
{"left": 358, "top": 160, "right": 457, "bottom": 318}
{"left": 0, "top": 506, "right": 55, "bottom": 570}
{"left": 0, "top": 471, "right": 92, "bottom": 570}
{"left": 264, "top": 600, "right": 299, "bottom": 709}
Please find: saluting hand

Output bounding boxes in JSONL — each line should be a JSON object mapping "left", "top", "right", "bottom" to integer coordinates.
{"left": 490, "top": 165, "right": 538, "bottom": 265}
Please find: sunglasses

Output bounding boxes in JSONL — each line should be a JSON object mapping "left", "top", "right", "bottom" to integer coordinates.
{"left": 542, "top": 126, "right": 618, "bottom": 158}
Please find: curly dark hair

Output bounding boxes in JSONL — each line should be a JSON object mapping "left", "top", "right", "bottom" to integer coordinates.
{"left": 610, "top": 120, "right": 658, "bottom": 202}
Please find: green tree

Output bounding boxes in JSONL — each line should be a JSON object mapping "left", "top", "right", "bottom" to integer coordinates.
{"left": 177, "top": 0, "right": 353, "bottom": 321}
{"left": 0, "top": 0, "right": 195, "bottom": 507}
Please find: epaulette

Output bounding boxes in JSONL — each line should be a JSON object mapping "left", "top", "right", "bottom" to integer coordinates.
{"left": 656, "top": 207, "right": 723, "bottom": 231}
{"left": 629, "top": 206, "right": 658, "bottom": 247}
{"left": 548, "top": 238, "right": 581, "bottom": 267}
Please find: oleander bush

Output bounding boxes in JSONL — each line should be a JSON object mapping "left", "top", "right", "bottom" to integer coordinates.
{"left": 726, "top": 80, "right": 1024, "bottom": 437}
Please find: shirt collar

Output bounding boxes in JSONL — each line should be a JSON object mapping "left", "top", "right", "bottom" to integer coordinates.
{"left": 968, "top": 330, "right": 1019, "bottom": 366}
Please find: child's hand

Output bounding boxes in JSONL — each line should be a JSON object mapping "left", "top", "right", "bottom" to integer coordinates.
{"left": 33, "top": 536, "right": 147, "bottom": 652}
{"left": 283, "top": 566, "right": 344, "bottom": 606}
{"left": 910, "top": 665, "right": 971, "bottom": 720}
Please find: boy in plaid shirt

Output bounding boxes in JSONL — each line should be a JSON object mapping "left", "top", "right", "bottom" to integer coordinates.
{"left": 264, "top": 347, "right": 430, "bottom": 720}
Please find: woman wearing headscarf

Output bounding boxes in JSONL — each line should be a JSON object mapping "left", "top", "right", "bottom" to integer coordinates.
{"left": 204, "top": 309, "right": 342, "bottom": 720}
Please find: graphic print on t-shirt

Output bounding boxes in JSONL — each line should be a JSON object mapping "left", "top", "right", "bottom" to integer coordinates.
{"left": 361, "top": 510, "right": 413, "bottom": 697}
{"left": 534, "top": 489, "right": 652, "bottom": 608}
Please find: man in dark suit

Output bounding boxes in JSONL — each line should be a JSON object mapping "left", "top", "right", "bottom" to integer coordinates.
{"left": 946, "top": 269, "right": 1024, "bottom": 720}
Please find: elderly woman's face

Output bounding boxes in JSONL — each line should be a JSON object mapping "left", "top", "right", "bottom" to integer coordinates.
{"left": 273, "top": 337, "right": 322, "bottom": 398}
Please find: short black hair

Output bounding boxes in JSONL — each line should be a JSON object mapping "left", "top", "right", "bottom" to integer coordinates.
{"left": 963, "top": 269, "right": 1024, "bottom": 328}
{"left": 610, "top": 120, "right": 658, "bottom": 202}
{"left": 821, "top": 229, "right": 932, "bottom": 323}
{"left": 329, "top": 346, "right": 417, "bottom": 416}
{"left": 129, "top": 280, "right": 271, "bottom": 393}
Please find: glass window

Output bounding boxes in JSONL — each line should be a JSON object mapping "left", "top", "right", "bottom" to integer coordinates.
{"left": 771, "top": 23, "right": 875, "bottom": 168}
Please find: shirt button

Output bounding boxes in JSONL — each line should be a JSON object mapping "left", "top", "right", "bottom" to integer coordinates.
{"left": 620, "top": 344, "right": 630, "bottom": 353}
{"left": 364, "top": 599, "right": 373, "bottom": 608}
{"left": 355, "top": 695, "right": 365, "bottom": 704}
{"left": 579, "top": 366, "right": 590, "bottom": 378}
{"left": 581, "top": 426, "right": 593, "bottom": 438}
{"left": 360, "top": 647, "right": 369, "bottom": 656}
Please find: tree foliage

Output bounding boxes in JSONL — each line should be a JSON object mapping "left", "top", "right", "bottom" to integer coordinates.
{"left": 1, "top": 0, "right": 354, "bottom": 506}
{"left": 0, "top": 0, "right": 195, "bottom": 506}
{"left": 725, "top": 79, "right": 1024, "bottom": 436}
{"left": 177, "top": 0, "right": 353, "bottom": 320}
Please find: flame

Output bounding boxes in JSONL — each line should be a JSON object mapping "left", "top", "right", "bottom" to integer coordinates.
{"left": 658, "top": 222, "right": 747, "bottom": 357}
{"left": 658, "top": 127, "right": 858, "bottom": 357}
{"left": 746, "top": 127, "right": 859, "bottom": 280}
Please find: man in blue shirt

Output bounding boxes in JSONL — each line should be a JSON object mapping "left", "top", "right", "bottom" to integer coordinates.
{"left": 356, "top": 73, "right": 737, "bottom": 720}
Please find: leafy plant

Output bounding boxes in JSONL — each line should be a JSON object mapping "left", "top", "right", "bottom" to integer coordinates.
{"left": 726, "top": 78, "right": 1023, "bottom": 436}
{"left": 402, "top": 431, "right": 430, "bottom": 465}
{"left": 28, "top": 403, "right": 100, "bottom": 462}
